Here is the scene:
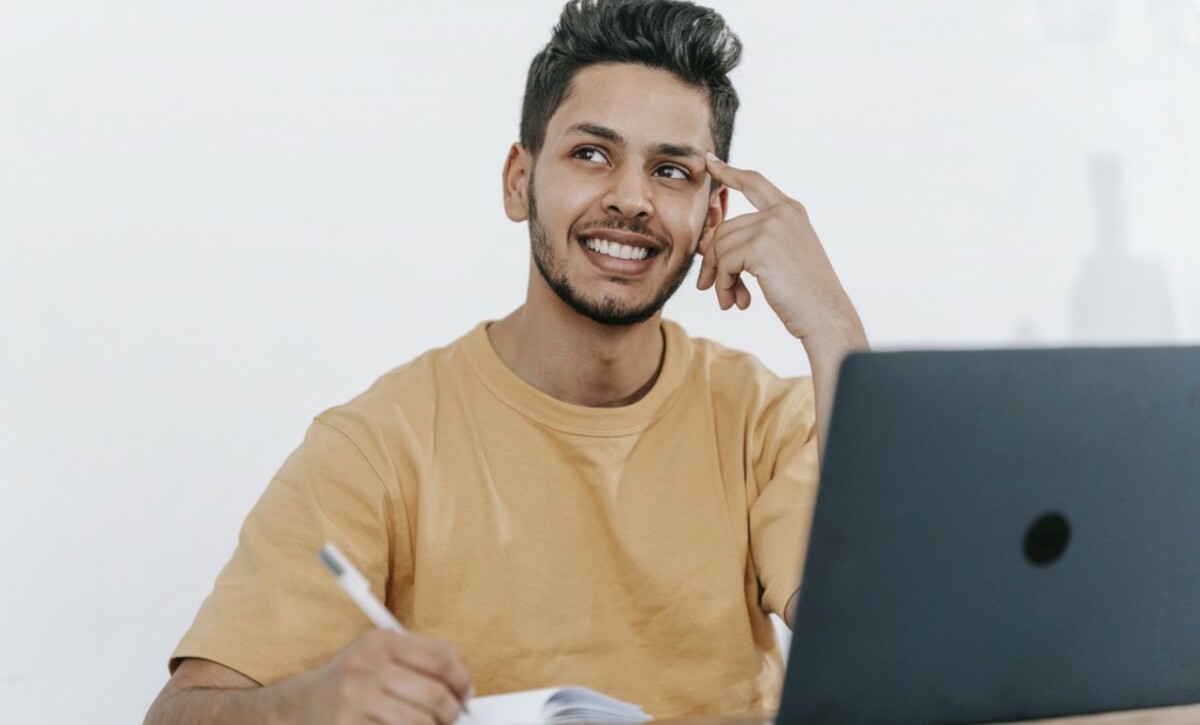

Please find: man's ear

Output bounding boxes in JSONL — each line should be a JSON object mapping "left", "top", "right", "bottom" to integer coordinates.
{"left": 697, "top": 185, "right": 729, "bottom": 254}
{"left": 502, "top": 143, "right": 533, "bottom": 222}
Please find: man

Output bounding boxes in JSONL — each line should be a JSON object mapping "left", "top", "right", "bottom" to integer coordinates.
{"left": 145, "top": 0, "right": 868, "bottom": 722}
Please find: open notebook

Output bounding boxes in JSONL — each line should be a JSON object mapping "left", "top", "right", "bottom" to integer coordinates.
{"left": 455, "top": 685, "right": 651, "bottom": 725}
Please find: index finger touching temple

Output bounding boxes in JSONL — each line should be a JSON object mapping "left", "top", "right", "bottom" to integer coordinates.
{"left": 705, "top": 152, "right": 788, "bottom": 210}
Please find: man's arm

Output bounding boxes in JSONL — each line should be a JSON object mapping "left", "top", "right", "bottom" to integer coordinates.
{"left": 804, "top": 324, "right": 869, "bottom": 460}
{"left": 145, "top": 659, "right": 277, "bottom": 725}
{"left": 697, "top": 154, "right": 867, "bottom": 633}
{"left": 698, "top": 152, "right": 869, "bottom": 461}
{"left": 144, "top": 630, "right": 472, "bottom": 725}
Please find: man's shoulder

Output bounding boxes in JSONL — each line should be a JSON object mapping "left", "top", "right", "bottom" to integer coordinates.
{"left": 668, "top": 324, "right": 816, "bottom": 448}
{"left": 671, "top": 321, "right": 812, "bottom": 394}
{"left": 314, "top": 323, "right": 484, "bottom": 434}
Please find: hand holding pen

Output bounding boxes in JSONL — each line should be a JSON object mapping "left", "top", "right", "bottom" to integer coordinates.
{"left": 312, "top": 542, "right": 475, "bottom": 724}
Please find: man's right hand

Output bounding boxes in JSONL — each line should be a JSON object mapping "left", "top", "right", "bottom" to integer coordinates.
{"left": 144, "top": 630, "right": 474, "bottom": 725}
{"left": 296, "top": 629, "right": 474, "bottom": 725}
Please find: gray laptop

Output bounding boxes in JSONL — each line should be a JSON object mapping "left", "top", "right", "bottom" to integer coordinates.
{"left": 778, "top": 346, "right": 1200, "bottom": 724}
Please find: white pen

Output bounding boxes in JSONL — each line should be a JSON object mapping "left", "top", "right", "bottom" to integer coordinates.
{"left": 317, "top": 542, "right": 474, "bottom": 717}
{"left": 318, "top": 542, "right": 406, "bottom": 632}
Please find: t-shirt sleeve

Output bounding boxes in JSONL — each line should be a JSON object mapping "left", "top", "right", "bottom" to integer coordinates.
{"left": 748, "top": 376, "right": 820, "bottom": 620}
{"left": 169, "top": 416, "right": 405, "bottom": 684}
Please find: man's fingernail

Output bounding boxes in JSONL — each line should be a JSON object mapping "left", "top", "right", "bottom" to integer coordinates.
{"left": 705, "top": 151, "right": 719, "bottom": 163}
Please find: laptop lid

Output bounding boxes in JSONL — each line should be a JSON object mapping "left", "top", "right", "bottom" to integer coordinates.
{"left": 778, "top": 346, "right": 1200, "bottom": 724}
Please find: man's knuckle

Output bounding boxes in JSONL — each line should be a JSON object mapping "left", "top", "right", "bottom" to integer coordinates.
{"left": 423, "top": 645, "right": 449, "bottom": 671}
{"left": 436, "top": 640, "right": 458, "bottom": 663}
{"left": 412, "top": 679, "right": 437, "bottom": 704}
{"left": 455, "top": 663, "right": 472, "bottom": 685}
{"left": 433, "top": 683, "right": 456, "bottom": 710}
{"left": 415, "top": 710, "right": 438, "bottom": 725}
{"left": 440, "top": 656, "right": 462, "bottom": 681}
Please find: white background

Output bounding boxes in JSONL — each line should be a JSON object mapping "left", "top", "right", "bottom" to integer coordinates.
{"left": 2, "top": 1, "right": 1198, "bottom": 722}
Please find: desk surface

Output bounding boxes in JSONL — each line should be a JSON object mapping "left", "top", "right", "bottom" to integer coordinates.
{"left": 653, "top": 702, "right": 1200, "bottom": 724}
{"left": 1022, "top": 703, "right": 1200, "bottom": 723}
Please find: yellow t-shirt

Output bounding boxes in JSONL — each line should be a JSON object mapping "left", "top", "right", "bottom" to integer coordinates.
{"left": 171, "top": 320, "right": 818, "bottom": 717}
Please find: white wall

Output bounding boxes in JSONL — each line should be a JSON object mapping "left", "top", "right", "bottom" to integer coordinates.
{"left": 2, "top": 1, "right": 1197, "bottom": 721}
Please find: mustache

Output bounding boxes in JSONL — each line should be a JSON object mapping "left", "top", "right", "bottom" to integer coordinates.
{"left": 572, "top": 217, "right": 671, "bottom": 250}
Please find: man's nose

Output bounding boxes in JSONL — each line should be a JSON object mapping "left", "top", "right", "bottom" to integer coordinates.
{"left": 602, "top": 165, "right": 654, "bottom": 219}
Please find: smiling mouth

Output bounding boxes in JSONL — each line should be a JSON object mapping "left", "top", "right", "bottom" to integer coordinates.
{"left": 579, "top": 236, "right": 660, "bottom": 261}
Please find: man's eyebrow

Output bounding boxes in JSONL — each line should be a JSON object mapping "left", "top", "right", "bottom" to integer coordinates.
{"left": 652, "top": 143, "right": 703, "bottom": 161}
{"left": 566, "top": 123, "right": 626, "bottom": 147}
{"left": 564, "top": 123, "right": 703, "bottom": 161}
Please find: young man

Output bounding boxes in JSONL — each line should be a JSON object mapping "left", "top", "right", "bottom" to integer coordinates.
{"left": 145, "top": 1, "right": 867, "bottom": 723}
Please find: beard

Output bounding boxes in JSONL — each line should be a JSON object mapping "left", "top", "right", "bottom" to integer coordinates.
{"left": 527, "top": 179, "right": 701, "bottom": 327}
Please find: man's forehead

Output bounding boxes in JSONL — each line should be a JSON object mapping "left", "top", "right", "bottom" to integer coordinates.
{"left": 546, "top": 63, "right": 715, "bottom": 153}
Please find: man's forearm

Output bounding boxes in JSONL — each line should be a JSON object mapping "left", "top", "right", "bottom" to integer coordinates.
{"left": 803, "top": 317, "right": 870, "bottom": 463}
{"left": 147, "top": 687, "right": 266, "bottom": 725}
{"left": 144, "top": 673, "right": 303, "bottom": 725}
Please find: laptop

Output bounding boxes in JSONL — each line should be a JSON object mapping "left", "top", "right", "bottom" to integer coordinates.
{"left": 777, "top": 346, "right": 1200, "bottom": 724}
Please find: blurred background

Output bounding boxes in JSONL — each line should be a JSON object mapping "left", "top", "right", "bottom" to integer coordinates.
{"left": 2, "top": 0, "right": 1198, "bottom": 721}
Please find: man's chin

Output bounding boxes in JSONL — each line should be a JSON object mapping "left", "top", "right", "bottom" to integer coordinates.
{"left": 580, "top": 304, "right": 663, "bottom": 327}
{"left": 561, "top": 292, "right": 666, "bottom": 327}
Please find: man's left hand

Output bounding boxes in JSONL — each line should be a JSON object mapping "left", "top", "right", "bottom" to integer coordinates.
{"left": 697, "top": 153, "right": 861, "bottom": 345}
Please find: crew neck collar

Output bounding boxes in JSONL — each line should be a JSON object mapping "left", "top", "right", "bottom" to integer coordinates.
{"left": 460, "top": 319, "right": 693, "bottom": 436}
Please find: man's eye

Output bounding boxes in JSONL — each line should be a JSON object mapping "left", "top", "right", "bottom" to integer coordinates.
{"left": 573, "top": 147, "right": 609, "bottom": 164}
{"left": 655, "top": 165, "right": 690, "bottom": 180}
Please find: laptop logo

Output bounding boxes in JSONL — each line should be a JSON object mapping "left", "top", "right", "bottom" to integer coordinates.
{"left": 1024, "top": 512, "right": 1071, "bottom": 566}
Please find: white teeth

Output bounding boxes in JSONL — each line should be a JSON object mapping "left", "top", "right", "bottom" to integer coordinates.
{"left": 583, "top": 237, "right": 651, "bottom": 261}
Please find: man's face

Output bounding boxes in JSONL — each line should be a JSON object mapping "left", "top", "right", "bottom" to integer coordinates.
{"left": 508, "top": 63, "right": 725, "bottom": 326}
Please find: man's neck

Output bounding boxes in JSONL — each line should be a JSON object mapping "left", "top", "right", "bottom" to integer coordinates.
{"left": 487, "top": 296, "right": 666, "bottom": 409}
